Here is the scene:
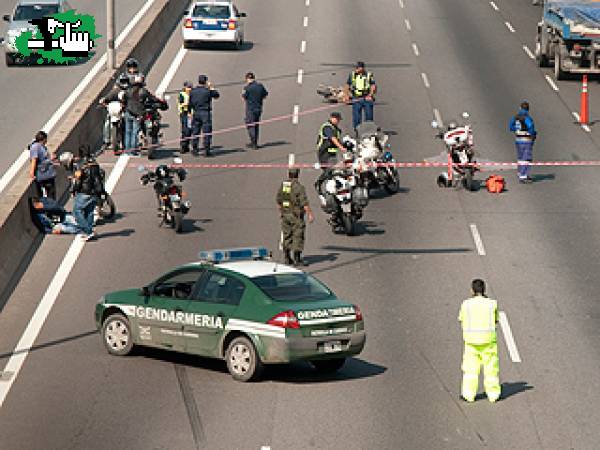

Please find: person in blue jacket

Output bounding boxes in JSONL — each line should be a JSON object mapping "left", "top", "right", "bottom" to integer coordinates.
{"left": 509, "top": 101, "right": 537, "bottom": 183}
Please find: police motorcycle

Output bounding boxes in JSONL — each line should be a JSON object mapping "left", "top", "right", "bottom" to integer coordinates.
{"left": 138, "top": 95, "right": 169, "bottom": 160}
{"left": 344, "top": 121, "right": 400, "bottom": 194}
{"left": 99, "top": 74, "right": 129, "bottom": 151}
{"left": 431, "top": 112, "right": 478, "bottom": 191}
{"left": 139, "top": 159, "right": 191, "bottom": 233}
{"left": 316, "top": 152, "right": 369, "bottom": 236}
{"left": 59, "top": 149, "right": 116, "bottom": 221}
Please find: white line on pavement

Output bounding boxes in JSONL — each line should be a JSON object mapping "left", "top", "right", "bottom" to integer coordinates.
{"left": 490, "top": 1, "right": 499, "bottom": 11}
{"left": 399, "top": 0, "right": 404, "bottom": 8}
{"left": 572, "top": 111, "right": 580, "bottom": 121}
{"left": 505, "top": 21, "right": 515, "bottom": 33}
{"left": 421, "top": 72, "right": 430, "bottom": 88}
{"left": 412, "top": 42, "right": 420, "bottom": 57}
{"left": 297, "top": 69, "right": 304, "bottom": 84}
{"left": 300, "top": 40, "right": 306, "bottom": 53}
{"left": 433, "top": 108, "right": 443, "bottom": 128}
{"left": 305, "top": 0, "right": 310, "bottom": 6}
{"left": 545, "top": 74, "right": 559, "bottom": 91}
{"left": 0, "top": 0, "right": 155, "bottom": 196}
{"left": 156, "top": 46, "right": 187, "bottom": 96}
{"left": 0, "top": 153, "right": 130, "bottom": 408}
{"left": 292, "top": 105, "right": 299, "bottom": 124}
{"left": 469, "top": 224, "right": 486, "bottom": 256}
{"left": 499, "top": 311, "right": 522, "bottom": 363}
{"left": 405, "top": 19, "right": 412, "bottom": 31}
{"left": 522, "top": 45, "right": 535, "bottom": 60}
{"left": 303, "top": 16, "right": 308, "bottom": 27}
{"left": 572, "top": 112, "right": 592, "bottom": 132}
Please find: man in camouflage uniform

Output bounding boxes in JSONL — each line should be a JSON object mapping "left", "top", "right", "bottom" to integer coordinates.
{"left": 276, "top": 168, "right": 314, "bottom": 266}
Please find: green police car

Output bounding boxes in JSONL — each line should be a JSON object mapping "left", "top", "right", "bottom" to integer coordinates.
{"left": 95, "top": 247, "right": 366, "bottom": 381}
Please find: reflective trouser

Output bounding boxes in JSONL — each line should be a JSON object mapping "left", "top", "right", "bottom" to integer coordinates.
{"left": 461, "top": 342, "right": 500, "bottom": 402}
{"left": 515, "top": 141, "right": 533, "bottom": 179}
{"left": 352, "top": 97, "right": 374, "bottom": 130}
{"left": 245, "top": 109, "right": 262, "bottom": 145}
{"left": 281, "top": 213, "right": 305, "bottom": 252}
{"left": 180, "top": 113, "right": 191, "bottom": 151}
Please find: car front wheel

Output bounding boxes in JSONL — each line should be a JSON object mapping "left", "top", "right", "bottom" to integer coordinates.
{"left": 102, "top": 313, "right": 134, "bottom": 356}
{"left": 226, "top": 336, "right": 263, "bottom": 381}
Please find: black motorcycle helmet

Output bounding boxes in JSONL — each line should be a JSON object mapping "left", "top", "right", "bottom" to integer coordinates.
{"left": 117, "top": 73, "right": 129, "bottom": 89}
{"left": 126, "top": 57, "right": 139, "bottom": 71}
{"left": 156, "top": 165, "right": 169, "bottom": 178}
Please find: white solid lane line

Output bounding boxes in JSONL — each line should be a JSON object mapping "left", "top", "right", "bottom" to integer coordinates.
{"left": 505, "top": 21, "right": 515, "bottom": 33}
{"left": 156, "top": 46, "right": 187, "bottom": 96}
{"left": 399, "top": 0, "right": 404, "bottom": 8}
{"left": 421, "top": 72, "right": 430, "bottom": 88}
{"left": 303, "top": 16, "right": 308, "bottom": 27}
{"left": 305, "top": 0, "right": 310, "bottom": 6}
{"left": 490, "top": 1, "right": 499, "bottom": 11}
{"left": 522, "top": 45, "right": 535, "bottom": 60}
{"left": 545, "top": 74, "right": 559, "bottom": 91}
{"left": 469, "top": 224, "right": 486, "bottom": 256}
{"left": 292, "top": 105, "right": 300, "bottom": 124}
{"left": 300, "top": 40, "right": 306, "bottom": 53}
{"left": 499, "top": 311, "right": 522, "bottom": 363}
{"left": 0, "top": 153, "right": 130, "bottom": 408}
{"left": 0, "top": 0, "right": 156, "bottom": 196}
{"left": 412, "top": 43, "right": 420, "bottom": 57}
{"left": 405, "top": 19, "right": 411, "bottom": 31}
{"left": 297, "top": 69, "right": 304, "bottom": 85}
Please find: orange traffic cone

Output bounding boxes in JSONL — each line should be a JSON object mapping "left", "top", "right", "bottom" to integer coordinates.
{"left": 580, "top": 74, "right": 589, "bottom": 125}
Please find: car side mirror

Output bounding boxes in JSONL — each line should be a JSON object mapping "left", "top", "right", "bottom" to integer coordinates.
{"left": 238, "top": 12, "right": 247, "bottom": 17}
{"left": 141, "top": 286, "right": 151, "bottom": 297}
{"left": 3, "top": 14, "right": 10, "bottom": 22}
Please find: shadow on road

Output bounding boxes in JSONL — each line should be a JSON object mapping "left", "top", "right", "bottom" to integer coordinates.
{"left": 265, "top": 358, "right": 387, "bottom": 384}
{"left": 0, "top": 330, "right": 98, "bottom": 360}
{"left": 531, "top": 174, "right": 555, "bottom": 183}
{"left": 500, "top": 381, "right": 534, "bottom": 400}
{"left": 94, "top": 228, "right": 135, "bottom": 240}
{"left": 304, "top": 253, "right": 340, "bottom": 264}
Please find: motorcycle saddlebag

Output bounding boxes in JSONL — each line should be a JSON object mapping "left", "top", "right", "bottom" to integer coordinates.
{"left": 352, "top": 186, "right": 369, "bottom": 207}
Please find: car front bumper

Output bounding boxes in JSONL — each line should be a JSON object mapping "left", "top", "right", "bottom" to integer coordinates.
{"left": 257, "top": 330, "right": 366, "bottom": 364}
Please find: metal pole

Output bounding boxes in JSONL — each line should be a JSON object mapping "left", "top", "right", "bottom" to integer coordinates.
{"left": 106, "top": 0, "right": 115, "bottom": 70}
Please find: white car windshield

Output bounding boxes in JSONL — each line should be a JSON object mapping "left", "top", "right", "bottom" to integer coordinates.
{"left": 253, "top": 273, "right": 333, "bottom": 302}
{"left": 13, "top": 4, "right": 59, "bottom": 21}
{"left": 192, "top": 5, "right": 230, "bottom": 19}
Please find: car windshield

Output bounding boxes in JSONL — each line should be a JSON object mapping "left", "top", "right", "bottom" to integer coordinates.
{"left": 253, "top": 273, "right": 334, "bottom": 302}
{"left": 13, "top": 4, "right": 59, "bottom": 21}
{"left": 192, "top": 5, "right": 230, "bottom": 19}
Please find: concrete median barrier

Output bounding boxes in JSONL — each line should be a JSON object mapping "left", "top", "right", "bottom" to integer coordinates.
{"left": 0, "top": 0, "right": 188, "bottom": 309}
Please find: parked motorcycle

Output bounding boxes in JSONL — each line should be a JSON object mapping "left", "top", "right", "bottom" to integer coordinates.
{"left": 139, "top": 96, "right": 169, "bottom": 159}
{"left": 431, "top": 112, "right": 478, "bottom": 191}
{"left": 346, "top": 121, "right": 400, "bottom": 194}
{"left": 139, "top": 159, "right": 190, "bottom": 233}
{"left": 316, "top": 155, "right": 369, "bottom": 236}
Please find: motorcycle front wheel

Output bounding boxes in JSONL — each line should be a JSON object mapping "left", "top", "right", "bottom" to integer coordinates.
{"left": 99, "top": 194, "right": 116, "bottom": 220}
{"left": 342, "top": 213, "right": 355, "bottom": 236}
{"left": 174, "top": 211, "right": 183, "bottom": 233}
{"left": 384, "top": 168, "right": 400, "bottom": 194}
{"left": 463, "top": 170, "right": 475, "bottom": 192}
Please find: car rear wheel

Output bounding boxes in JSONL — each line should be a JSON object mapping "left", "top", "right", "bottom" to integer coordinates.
{"left": 102, "top": 313, "right": 133, "bottom": 356}
{"left": 5, "top": 53, "right": 15, "bottom": 66}
{"left": 226, "top": 336, "right": 263, "bottom": 382}
{"left": 311, "top": 358, "right": 346, "bottom": 374}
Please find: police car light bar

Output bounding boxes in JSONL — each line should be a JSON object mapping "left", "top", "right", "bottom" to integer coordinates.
{"left": 198, "top": 247, "right": 270, "bottom": 263}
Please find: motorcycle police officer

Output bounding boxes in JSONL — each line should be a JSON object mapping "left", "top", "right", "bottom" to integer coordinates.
{"left": 345, "top": 61, "right": 377, "bottom": 131}
{"left": 315, "top": 112, "right": 346, "bottom": 193}
{"left": 178, "top": 81, "right": 193, "bottom": 153}
{"left": 189, "top": 74, "right": 220, "bottom": 157}
{"left": 276, "top": 168, "right": 314, "bottom": 266}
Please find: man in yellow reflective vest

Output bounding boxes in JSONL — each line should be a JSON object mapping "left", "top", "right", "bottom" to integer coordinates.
{"left": 178, "top": 81, "right": 193, "bottom": 153}
{"left": 458, "top": 279, "right": 501, "bottom": 403}
{"left": 315, "top": 112, "right": 346, "bottom": 194}
{"left": 345, "top": 61, "right": 377, "bottom": 131}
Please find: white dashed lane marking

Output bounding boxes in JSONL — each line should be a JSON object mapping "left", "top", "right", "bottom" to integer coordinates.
{"left": 412, "top": 42, "right": 420, "bottom": 57}
{"left": 399, "top": 0, "right": 404, "bottom": 8}
{"left": 405, "top": 19, "right": 411, "bottom": 31}
{"left": 300, "top": 40, "right": 306, "bottom": 53}
{"left": 545, "top": 74, "right": 559, "bottom": 91}
{"left": 499, "top": 312, "right": 522, "bottom": 363}
{"left": 505, "top": 21, "right": 515, "bottom": 33}
{"left": 297, "top": 69, "right": 304, "bottom": 84}
{"left": 522, "top": 45, "right": 535, "bottom": 60}
{"left": 490, "top": 1, "right": 499, "bottom": 11}
{"left": 292, "top": 105, "right": 299, "bottom": 124}
{"left": 469, "top": 224, "right": 486, "bottom": 256}
{"left": 303, "top": 16, "right": 308, "bottom": 27}
{"left": 421, "top": 72, "right": 430, "bottom": 88}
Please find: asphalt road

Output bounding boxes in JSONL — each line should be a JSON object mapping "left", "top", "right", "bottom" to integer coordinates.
{"left": 1, "top": 0, "right": 600, "bottom": 448}
{"left": 0, "top": 0, "right": 147, "bottom": 183}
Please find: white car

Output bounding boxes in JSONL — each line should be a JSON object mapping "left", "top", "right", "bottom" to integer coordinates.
{"left": 182, "top": 1, "right": 246, "bottom": 49}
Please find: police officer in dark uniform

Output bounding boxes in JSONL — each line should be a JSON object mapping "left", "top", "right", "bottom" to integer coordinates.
{"left": 315, "top": 112, "right": 346, "bottom": 193}
{"left": 276, "top": 168, "right": 314, "bottom": 266}
{"left": 242, "top": 72, "right": 268, "bottom": 149}
{"left": 189, "top": 74, "right": 220, "bottom": 157}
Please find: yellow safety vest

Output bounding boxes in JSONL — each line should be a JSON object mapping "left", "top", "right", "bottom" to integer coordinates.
{"left": 351, "top": 72, "right": 373, "bottom": 97}
{"left": 281, "top": 181, "right": 292, "bottom": 210}
{"left": 317, "top": 122, "right": 341, "bottom": 154}
{"left": 178, "top": 90, "right": 190, "bottom": 114}
{"left": 459, "top": 296, "right": 498, "bottom": 345}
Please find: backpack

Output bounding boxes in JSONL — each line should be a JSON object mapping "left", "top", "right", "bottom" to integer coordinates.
{"left": 486, "top": 175, "right": 505, "bottom": 193}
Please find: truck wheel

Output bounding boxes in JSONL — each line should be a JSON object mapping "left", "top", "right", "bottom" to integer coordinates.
{"left": 226, "top": 336, "right": 263, "bottom": 382}
{"left": 102, "top": 313, "right": 133, "bottom": 356}
{"left": 536, "top": 41, "right": 549, "bottom": 68}
{"left": 311, "top": 358, "right": 346, "bottom": 374}
{"left": 554, "top": 48, "right": 567, "bottom": 80}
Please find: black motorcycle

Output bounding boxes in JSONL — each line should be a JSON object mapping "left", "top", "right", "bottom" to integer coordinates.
{"left": 140, "top": 164, "right": 190, "bottom": 233}
{"left": 139, "top": 97, "right": 169, "bottom": 159}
